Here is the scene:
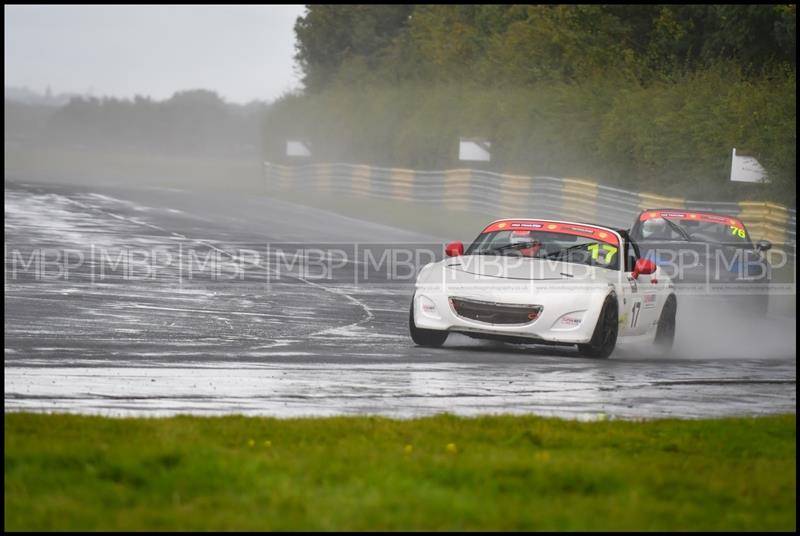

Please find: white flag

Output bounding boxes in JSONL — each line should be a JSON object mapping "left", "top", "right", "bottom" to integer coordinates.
{"left": 730, "top": 148, "right": 768, "bottom": 183}
{"left": 459, "top": 137, "right": 491, "bottom": 162}
{"left": 286, "top": 140, "right": 312, "bottom": 157}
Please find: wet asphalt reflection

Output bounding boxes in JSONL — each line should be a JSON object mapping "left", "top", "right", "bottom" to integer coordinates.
{"left": 4, "top": 180, "right": 796, "bottom": 418}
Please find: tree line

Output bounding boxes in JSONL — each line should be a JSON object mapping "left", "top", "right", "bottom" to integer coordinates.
{"left": 5, "top": 90, "right": 266, "bottom": 158}
{"left": 265, "top": 4, "right": 795, "bottom": 203}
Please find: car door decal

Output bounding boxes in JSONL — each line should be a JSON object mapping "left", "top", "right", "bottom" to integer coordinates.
{"left": 630, "top": 301, "right": 642, "bottom": 328}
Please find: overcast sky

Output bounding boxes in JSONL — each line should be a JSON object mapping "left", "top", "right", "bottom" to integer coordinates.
{"left": 4, "top": 4, "right": 306, "bottom": 104}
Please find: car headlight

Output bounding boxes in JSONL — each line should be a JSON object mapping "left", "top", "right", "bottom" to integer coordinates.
{"left": 551, "top": 310, "right": 586, "bottom": 330}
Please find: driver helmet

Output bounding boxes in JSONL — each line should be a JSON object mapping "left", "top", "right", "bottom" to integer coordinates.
{"left": 509, "top": 230, "right": 534, "bottom": 244}
{"left": 509, "top": 230, "right": 541, "bottom": 256}
{"left": 642, "top": 218, "right": 668, "bottom": 239}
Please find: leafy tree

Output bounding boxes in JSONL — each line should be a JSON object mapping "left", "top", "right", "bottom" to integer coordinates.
{"left": 279, "top": 4, "right": 795, "bottom": 201}
{"left": 294, "top": 5, "right": 414, "bottom": 92}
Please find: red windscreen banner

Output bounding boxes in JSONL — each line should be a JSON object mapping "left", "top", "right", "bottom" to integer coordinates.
{"left": 638, "top": 210, "right": 744, "bottom": 229}
{"left": 481, "top": 220, "right": 620, "bottom": 246}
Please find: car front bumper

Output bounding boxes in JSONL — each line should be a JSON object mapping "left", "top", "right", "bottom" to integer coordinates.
{"left": 412, "top": 284, "right": 608, "bottom": 345}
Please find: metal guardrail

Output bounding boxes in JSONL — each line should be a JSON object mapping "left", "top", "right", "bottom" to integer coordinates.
{"left": 264, "top": 161, "right": 796, "bottom": 257}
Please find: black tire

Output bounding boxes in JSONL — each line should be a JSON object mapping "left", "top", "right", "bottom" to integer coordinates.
{"left": 578, "top": 294, "right": 618, "bottom": 359}
{"left": 654, "top": 294, "right": 677, "bottom": 350}
{"left": 409, "top": 298, "right": 448, "bottom": 347}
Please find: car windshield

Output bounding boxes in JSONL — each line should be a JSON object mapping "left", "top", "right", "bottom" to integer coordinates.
{"left": 634, "top": 212, "right": 751, "bottom": 245}
{"left": 466, "top": 229, "right": 621, "bottom": 270}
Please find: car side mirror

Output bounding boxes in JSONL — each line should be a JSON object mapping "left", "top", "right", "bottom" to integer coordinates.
{"left": 756, "top": 239, "right": 772, "bottom": 252}
{"left": 445, "top": 241, "right": 464, "bottom": 257}
{"left": 632, "top": 258, "right": 656, "bottom": 279}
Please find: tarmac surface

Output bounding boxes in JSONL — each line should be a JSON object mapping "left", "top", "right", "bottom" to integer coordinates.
{"left": 4, "top": 179, "right": 796, "bottom": 419}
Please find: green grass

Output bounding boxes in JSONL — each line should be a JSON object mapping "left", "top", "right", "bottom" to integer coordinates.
{"left": 4, "top": 413, "right": 795, "bottom": 531}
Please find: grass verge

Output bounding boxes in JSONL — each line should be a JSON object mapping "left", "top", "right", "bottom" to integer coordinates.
{"left": 4, "top": 413, "right": 796, "bottom": 531}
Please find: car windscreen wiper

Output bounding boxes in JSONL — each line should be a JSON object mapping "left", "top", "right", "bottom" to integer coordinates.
{"left": 477, "top": 242, "right": 537, "bottom": 256}
{"left": 660, "top": 217, "right": 692, "bottom": 242}
{"left": 545, "top": 243, "right": 587, "bottom": 259}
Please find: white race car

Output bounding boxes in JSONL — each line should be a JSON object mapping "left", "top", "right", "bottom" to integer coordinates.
{"left": 410, "top": 218, "right": 677, "bottom": 358}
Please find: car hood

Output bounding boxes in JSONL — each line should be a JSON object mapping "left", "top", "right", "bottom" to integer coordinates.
{"left": 636, "top": 241, "right": 766, "bottom": 282}
{"left": 415, "top": 256, "right": 612, "bottom": 305}
{"left": 637, "top": 240, "right": 756, "bottom": 257}
{"left": 442, "top": 255, "right": 600, "bottom": 281}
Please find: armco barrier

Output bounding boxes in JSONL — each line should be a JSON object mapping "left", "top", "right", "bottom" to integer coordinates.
{"left": 264, "top": 161, "right": 795, "bottom": 256}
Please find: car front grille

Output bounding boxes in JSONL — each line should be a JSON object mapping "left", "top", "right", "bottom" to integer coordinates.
{"left": 449, "top": 297, "right": 542, "bottom": 325}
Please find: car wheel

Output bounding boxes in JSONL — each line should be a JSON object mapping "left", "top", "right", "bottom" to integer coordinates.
{"left": 654, "top": 294, "right": 676, "bottom": 350}
{"left": 409, "top": 298, "right": 448, "bottom": 347}
{"left": 578, "top": 294, "right": 618, "bottom": 359}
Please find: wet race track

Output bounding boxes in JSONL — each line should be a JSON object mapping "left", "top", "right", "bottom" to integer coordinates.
{"left": 4, "top": 179, "right": 796, "bottom": 419}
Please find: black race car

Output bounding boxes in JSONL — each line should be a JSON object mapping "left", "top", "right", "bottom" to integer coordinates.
{"left": 629, "top": 208, "right": 772, "bottom": 315}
